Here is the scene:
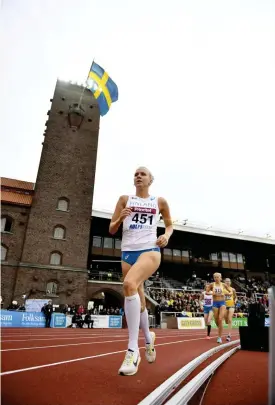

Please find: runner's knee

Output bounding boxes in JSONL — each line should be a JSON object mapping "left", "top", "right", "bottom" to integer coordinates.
{"left": 123, "top": 279, "right": 137, "bottom": 296}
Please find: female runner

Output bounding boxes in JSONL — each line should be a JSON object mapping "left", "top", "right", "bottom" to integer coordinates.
{"left": 109, "top": 167, "right": 173, "bottom": 376}
{"left": 224, "top": 278, "right": 237, "bottom": 341}
{"left": 209, "top": 273, "right": 231, "bottom": 343}
{"left": 199, "top": 283, "right": 213, "bottom": 339}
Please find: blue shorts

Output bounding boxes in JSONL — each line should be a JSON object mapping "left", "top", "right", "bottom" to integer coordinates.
{"left": 204, "top": 306, "right": 213, "bottom": 314}
{"left": 121, "top": 248, "right": 160, "bottom": 266}
{"left": 213, "top": 301, "right": 226, "bottom": 309}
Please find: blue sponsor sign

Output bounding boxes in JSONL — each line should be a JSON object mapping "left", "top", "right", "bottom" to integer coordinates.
{"left": 108, "top": 315, "right": 122, "bottom": 328}
{"left": 52, "top": 313, "right": 66, "bottom": 328}
{"left": 0, "top": 310, "right": 66, "bottom": 328}
{"left": 265, "top": 317, "right": 270, "bottom": 327}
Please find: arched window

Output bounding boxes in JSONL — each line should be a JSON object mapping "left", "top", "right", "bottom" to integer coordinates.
{"left": 1, "top": 245, "right": 8, "bottom": 261}
{"left": 57, "top": 198, "right": 69, "bottom": 212}
{"left": 50, "top": 251, "right": 62, "bottom": 266}
{"left": 53, "top": 226, "right": 66, "bottom": 239}
{"left": 46, "top": 281, "right": 58, "bottom": 295}
{"left": 1, "top": 216, "right": 13, "bottom": 233}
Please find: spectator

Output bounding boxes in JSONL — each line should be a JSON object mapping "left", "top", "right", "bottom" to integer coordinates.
{"left": 42, "top": 300, "right": 53, "bottom": 328}
{"left": 84, "top": 313, "right": 94, "bottom": 329}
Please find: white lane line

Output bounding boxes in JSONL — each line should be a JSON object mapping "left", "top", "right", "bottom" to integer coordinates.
{"left": 0, "top": 334, "right": 127, "bottom": 343}
{"left": 1, "top": 334, "right": 238, "bottom": 376}
{"left": 1, "top": 333, "right": 209, "bottom": 352}
{"left": 0, "top": 329, "right": 206, "bottom": 337}
{"left": 1, "top": 331, "right": 208, "bottom": 343}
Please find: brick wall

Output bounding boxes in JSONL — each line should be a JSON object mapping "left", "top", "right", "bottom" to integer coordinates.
{"left": 13, "top": 267, "right": 89, "bottom": 306}
{"left": 1, "top": 204, "right": 30, "bottom": 264}
{"left": 1, "top": 266, "right": 17, "bottom": 306}
{"left": 21, "top": 81, "right": 99, "bottom": 269}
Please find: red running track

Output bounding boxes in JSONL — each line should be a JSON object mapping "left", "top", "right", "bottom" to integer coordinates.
{"left": 202, "top": 350, "right": 268, "bottom": 405}
{"left": 1, "top": 328, "right": 239, "bottom": 405}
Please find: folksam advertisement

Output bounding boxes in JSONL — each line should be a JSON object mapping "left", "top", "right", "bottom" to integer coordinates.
{"left": 0, "top": 310, "right": 66, "bottom": 328}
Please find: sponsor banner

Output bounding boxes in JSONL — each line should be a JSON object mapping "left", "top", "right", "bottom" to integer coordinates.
{"left": 90, "top": 315, "right": 109, "bottom": 328}
{"left": 210, "top": 317, "right": 270, "bottom": 328}
{"left": 177, "top": 317, "right": 205, "bottom": 329}
{"left": 52, "top": 313, "right": 66, "bottom": 328}
{"left": 0, "top": 310, "right": 66, "bottom": 328}
{"left": 108, "top": 315, "right": 122, "bottom": 328}
{"left": 211, "top": 318, "right": 248, "bottom": 329}
{"left": 66, "top": 315, "right": 123, "bottom": 328}
{"left": 25, "top": 299, "right": 49, "bottom": 312}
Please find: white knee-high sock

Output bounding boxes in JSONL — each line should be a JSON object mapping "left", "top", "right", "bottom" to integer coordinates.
{"left": 140, "top": 308, "right": 152, "bottom": 344}
{"left": 124, "top": 293, "right": 141, "bottom": 351}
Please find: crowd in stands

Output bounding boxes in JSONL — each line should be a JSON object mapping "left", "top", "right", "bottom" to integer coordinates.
{"left": 147, "top": 287, "right": 270, "bottom": 315}
{"left": 148, "top": 289, "right": 201, "bottom": 313}
{"left": 63, "top": 304, "right": 124, "bottom": 316}
{"left": 236, "top": 276, "right": 274, "bottom": 294}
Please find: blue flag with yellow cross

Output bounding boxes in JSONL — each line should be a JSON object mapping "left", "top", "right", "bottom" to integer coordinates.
{"left": 86, "top": 62, "right": 118, "bottom": 116}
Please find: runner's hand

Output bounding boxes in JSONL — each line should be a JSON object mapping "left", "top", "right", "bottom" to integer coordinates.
{"left": 156, "top": 234, "right": 169, "bottom": 248}
{"left": 119, "top": 208, "right": 132, "bottom": 222}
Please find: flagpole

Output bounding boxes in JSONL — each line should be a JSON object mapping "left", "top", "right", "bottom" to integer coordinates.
{"left": 77, "top": 59, "right": 95, "bottom": 107}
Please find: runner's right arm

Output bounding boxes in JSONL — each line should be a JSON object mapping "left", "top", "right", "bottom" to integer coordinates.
{"left": 109, "top": 195, "right": 130, "bottom": 235}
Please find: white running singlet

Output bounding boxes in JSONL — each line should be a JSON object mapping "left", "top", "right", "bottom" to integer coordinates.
{"left": 121, "top": 195, "right": 159, "bottom": 252}
{"left": 203, "top": 292, "right": 213, "bottom": 307}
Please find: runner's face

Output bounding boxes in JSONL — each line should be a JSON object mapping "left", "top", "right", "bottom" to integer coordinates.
{"left": 214, "top": 274, "right": 221, "bottom": 282}
{"left": 134, "top": 168, "right": 151, "bottom": 188}
{"left": 205, "top": 285, "right": 210, "bottom": 292}
{"left": 225, "top": 279, "right": 231, "bottom": 286}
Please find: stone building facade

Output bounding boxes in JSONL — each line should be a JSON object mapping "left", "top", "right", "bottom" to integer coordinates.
{"left": 1, "top": 80, "right": 115, "bottom": 308}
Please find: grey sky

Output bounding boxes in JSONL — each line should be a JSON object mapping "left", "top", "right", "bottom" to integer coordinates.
{"left": 1, "top": 0, "right": 275, "bottom": 239}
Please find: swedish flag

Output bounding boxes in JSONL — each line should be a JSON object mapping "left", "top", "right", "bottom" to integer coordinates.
{"left": 86, "top": 62, "right": 118, "bottom": 116}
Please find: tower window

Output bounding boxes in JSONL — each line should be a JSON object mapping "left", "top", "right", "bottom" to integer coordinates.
{"left": 53, "top": 226, "right": 66, "bottom": 239}
{"left": 1, "top": 245, "right": 8, "bottom": 261}
{"left": 1, "top": 216, "right": 13, "bottom": 233}
{"left": 46, "top": 281, "right": 58, "bottom": 295}
{"left": 50, "top": 252, "right": 62, "bottom": 266}
{"left": 57, "top": 198, "right": 69, "bottom": 212}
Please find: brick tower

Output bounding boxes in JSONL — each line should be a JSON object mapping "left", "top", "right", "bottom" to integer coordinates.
{"left": 13, "top": 80, "right": 100, "bottom": 305}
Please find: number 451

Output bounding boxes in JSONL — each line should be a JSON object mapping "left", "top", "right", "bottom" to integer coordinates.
{"left": 132, "top": 213, "right": 153, "bottom": 225}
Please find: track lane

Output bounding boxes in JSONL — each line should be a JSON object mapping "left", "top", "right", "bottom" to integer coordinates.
{"left": 1, "top": 336, "right": 228, "bottom": 405}
{"left": 2, "top": 333, "right": 229, "bottom": 372}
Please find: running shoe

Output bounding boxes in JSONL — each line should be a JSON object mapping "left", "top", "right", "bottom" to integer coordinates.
{"left": 206, "top": 336, "right": 211, "bottom": 340}
{"left": 118, "top": 349, "right": 141, "bottom": 376}
{"left": 226, "top": 335, "right": 231, "bottom": 342}
{"left": 217, "top": 337, "right": 222, "bottom": 344}
{"left": 145, "top": 331, "right": 156, "bottom": 363}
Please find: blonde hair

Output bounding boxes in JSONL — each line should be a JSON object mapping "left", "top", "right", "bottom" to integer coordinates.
{"left": 213, "top": 272, "right": 222, "bottom": 279}
{"left": 135, "top": 167, "right": 154, "bottom": 185}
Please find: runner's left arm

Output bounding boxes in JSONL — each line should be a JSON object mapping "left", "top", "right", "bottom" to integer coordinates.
{"left": 157, "top": 197, "right": 173, "bottom": 248}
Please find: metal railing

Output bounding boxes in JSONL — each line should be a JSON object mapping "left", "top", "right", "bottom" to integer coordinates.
{"left": 88, "top": 270, "right": 123, "bottom": 283}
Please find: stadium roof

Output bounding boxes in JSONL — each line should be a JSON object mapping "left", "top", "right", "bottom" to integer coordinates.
{"left": 92, "top": 209, "right": 275, "bottom": 246}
